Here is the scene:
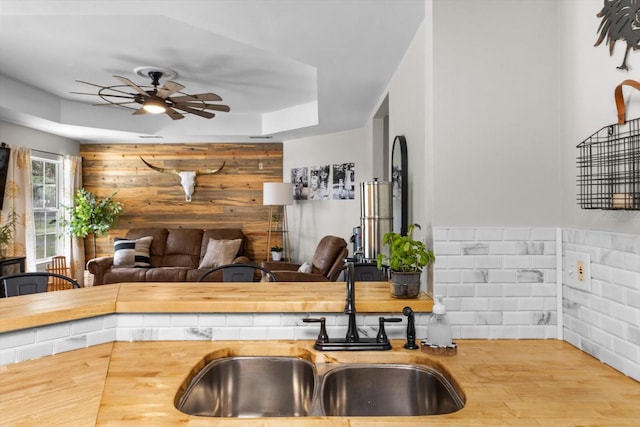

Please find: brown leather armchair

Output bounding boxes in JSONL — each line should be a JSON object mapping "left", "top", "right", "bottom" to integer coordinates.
{"left": 262, "top": 235, "right": 348, "bottom": 282}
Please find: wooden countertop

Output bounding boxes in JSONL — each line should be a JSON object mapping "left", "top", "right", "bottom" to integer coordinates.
{"left": 0, "top": 285, "right": 119, "bottom": 333}
{"left": 116, "top": 282, "right": 433, "bottom": 313}
{"left": 0, "top": 282, "right": 433, "bottom": 332}
{"left": 1, "top": 340, "right": 638, "bottom": 426}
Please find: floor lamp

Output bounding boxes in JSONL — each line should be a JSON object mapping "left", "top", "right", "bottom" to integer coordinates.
{"left": 263, "top": 182, "right": 293, "bottom": 261}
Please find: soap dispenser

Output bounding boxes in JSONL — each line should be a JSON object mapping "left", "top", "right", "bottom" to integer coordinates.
{"left": 428, "top": 296, "right": 452, "bottom": 347}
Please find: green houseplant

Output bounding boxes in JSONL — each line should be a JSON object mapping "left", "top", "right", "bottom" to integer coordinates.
{"left": 0, "top": 210, "right": 18, "bottom": 258}
{"left": 270, "top": 245, "right": 283, "bottom": 261}
{"left": 62, "top": 189, "right": 124, "bottom": 258}
{"left": 376, "top": 223, "right": 435, "bottom": 298}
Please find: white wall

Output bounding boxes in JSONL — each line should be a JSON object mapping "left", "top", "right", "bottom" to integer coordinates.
{"left": 283, "top": 20, "right": 431, "bottom": 264}
{"left": 559, "top": 0, "right": 640, "bottom": 232}
{"left": 432, "top": 0, "right": 561, "bottom": 227}
{"left": 283, "top": 128, "right": 370, "bottom": 262}
{"left": 425, "top": 0, "right": 639, "bottom": 381}
{"left": 387, "top": 21, "right": 430, "bottom": 234}
{"left": 0, "top": 121, "right": 79, "bottom": 156}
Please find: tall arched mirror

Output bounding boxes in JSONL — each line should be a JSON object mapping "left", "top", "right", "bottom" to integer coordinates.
{"left": 391, "top": 135, "right": 408, "bottom": 235}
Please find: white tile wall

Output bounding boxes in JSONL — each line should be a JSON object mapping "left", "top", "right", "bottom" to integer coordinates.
{"left": 115, "top": 313, "right": 426, "bottom": 343}
{"left": 434, "top": 227, "right": 558, "bottom": 339}
{"left": 563, "top": 229, "right": 640, "bottom": 382}
{"left": 0, "top": 312, "right": 427, "bottom": 366}
{"left": 0, "top": 314, "right": 117, "bottom": 366}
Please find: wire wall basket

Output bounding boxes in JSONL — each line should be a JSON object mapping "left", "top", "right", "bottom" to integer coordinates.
{"left": 577, "top": 118, "right": 640, "bottom": 210}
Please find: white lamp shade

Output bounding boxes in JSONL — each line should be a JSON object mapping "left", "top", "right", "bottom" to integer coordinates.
{"left": 263, "top": 182, "right": 294, "bottom": 205}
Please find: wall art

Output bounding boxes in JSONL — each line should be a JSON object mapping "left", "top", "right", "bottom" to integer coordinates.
{"left": 595, "top": 0, "right": 640, "bottom": 71}
{"left": 290, "top": 162, "right": 356, "bottom": 201}
{"left": 332, "top": 162, "right": 355, "bottom": 200}
{"left": 309, "top": 165, "right": 331, "bottom": 200}
{"left": 291, "top": 167, "right": 308, "bottom": 200}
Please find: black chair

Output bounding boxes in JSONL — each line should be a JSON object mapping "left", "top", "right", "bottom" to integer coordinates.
{"left": 1, "top": 272, "right": 80, "bottom": 297}
{"left": 198, "top": 263, "right": 277, "bottom": 282}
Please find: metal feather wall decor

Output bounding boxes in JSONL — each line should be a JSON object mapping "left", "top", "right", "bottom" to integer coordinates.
{"left": 595, "top": 0, "right": 640, "bottom": 71}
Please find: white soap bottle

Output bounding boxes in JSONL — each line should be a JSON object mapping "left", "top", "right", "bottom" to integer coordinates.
{"left": 428, "top": 296, "right": 452, "bottom": 347}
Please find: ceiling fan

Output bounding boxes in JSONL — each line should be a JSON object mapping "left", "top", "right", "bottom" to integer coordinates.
{"left": 72, "top": 67, "right": 230, "bottom": 120}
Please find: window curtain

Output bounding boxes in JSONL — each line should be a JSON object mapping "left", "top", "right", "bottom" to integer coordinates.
{"left": 1, "top": 145, "right": 36, "bottom": 271}
{"left": 62, "top": 155, "right": 84, "bottom": 285}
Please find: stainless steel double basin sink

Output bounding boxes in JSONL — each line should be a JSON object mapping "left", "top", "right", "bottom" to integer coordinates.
{"left": 176, "top": 356, "right": 465, "bottom": 418}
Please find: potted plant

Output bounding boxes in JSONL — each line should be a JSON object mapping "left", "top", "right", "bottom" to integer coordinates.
{"left": 270, "top": 245, "right": 283, "bottom": 261}
{"left": 61, "top": 189, "right": 124, "bottom": 259}
{"left": 376, "top": 223, "right": 435, "bottom": 298}
{"left": 0, "top": 210, "right": 18, "bottom": 258}
{"left": 271, "top": 213, "right": 281, "bottom": 230}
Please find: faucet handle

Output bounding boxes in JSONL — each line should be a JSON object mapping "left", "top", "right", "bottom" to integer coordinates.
{"left": 376, "top": 317, "right": 402, "bottom": 344}
{"left": 303, "top": 317, "right": 329, "bottom": 343}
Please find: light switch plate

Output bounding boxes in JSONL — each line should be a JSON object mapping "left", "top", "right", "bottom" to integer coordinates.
{"left": 565, "top": 251, "right": 591, "bottom": 290}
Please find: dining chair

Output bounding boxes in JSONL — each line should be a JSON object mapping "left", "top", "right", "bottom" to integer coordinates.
{"left": 198, "top": 263, "right": 277, "bottom": 282}
{"left": 46, "top": 255, "right": 73, "bottom": 291}
{"left": 1, "top": 272, "right": 80, "bottom": 297}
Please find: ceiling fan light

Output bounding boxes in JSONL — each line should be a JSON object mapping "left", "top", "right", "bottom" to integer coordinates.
{"left": 142, "top": 96, "right": 166, "bottom": 114}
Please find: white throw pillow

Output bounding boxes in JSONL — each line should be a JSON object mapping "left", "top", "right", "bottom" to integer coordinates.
{"left": 198, "top": 238, "right": 242, "bottom": 269}
{"left": 297, "top": 262, "right": 313, "bottom": 273}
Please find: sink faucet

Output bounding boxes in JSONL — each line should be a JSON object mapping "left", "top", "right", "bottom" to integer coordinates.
{"left": 303, "top": 261, "right": 399, "bottom": 351}
{"left": 344, "top": 262, "right": 359, "bottom": 342}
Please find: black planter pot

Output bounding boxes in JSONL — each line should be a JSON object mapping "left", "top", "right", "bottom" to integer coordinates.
{"left": 389, "top": 270, "right": 421, "bottom": 298}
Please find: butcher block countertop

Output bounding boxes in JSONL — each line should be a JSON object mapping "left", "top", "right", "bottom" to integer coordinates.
{"left": 0, "top": 282, "right": 433, "bottom": 333}
{"left": 115, "top": 281, "right": 433, "bottom": 313}
{"left": 1, "top": 340, "right": 638, "bottom": 426}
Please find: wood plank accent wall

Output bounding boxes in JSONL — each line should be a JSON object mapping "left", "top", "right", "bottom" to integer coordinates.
{"left": 79, "top": 143, "right": 283, "bottom": 262}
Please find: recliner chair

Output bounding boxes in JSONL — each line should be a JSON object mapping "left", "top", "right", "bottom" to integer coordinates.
{"left": 262, "top": 235, "right": 348, "bottom": 282}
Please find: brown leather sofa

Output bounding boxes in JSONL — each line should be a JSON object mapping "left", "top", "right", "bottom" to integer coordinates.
{"left": 87, "top": 228, "right": 250, "bottom": 285}
{"left": 261, "top": 235, "right": 348, "bottom": 282}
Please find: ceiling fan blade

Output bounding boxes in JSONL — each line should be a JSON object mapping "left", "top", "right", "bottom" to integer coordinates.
{"left": 170, "top": 93, "right": 222, "bottom": 102}
{"left": 114, "top": 75, "right": 149, "bottom": 97}
{"left": 172, "top": 104, "right": 215, "bottom": 119}
{"left": 93, "top": 101, "right": 138, "bottom": 106}
{"left": 74, "top": 82, "right": 137, "bottom": 97}
{"left": 157, "top": 81, "right": 185, "bottom": 99}
{"left": 75, "top": 80, "right": 113, "bottom": 89}
{"left": 180, "top": 102, "right": 231, "bottom": 113}
{"left": 164, "top": 107, "right": 185, "bottom": 120}
{"left": 72, "top": 92, "right": 135, "bottom": 99}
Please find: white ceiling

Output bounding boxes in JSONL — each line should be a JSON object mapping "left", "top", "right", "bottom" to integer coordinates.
{"left": 0, "top": 0, "right": 424, "bottom": 143}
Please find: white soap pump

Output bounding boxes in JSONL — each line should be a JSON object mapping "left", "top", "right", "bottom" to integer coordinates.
{"left": 427, "top": 296, "right": 452, "bottom": 347}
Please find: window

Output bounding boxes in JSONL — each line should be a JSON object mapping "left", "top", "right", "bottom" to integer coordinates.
{"left": 32, "top": 156, "right": 60, "bottom": 261}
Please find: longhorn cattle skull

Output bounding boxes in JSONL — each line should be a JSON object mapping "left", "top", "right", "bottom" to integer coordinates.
{"left": 140, "top": 156, "right": 225, "bottom": 202}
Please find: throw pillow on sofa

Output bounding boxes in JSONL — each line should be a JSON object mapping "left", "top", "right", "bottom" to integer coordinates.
{"left": 298, "top": 262, "right": 313, "bottom": 273}
{"left": 198, "top": 238, "right": 242, "bottom": 269}
{"left": 113, "top": 236, "right": 153, "bottom": 268}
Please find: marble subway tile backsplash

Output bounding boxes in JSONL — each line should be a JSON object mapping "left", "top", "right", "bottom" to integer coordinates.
{"left": 433, "top": 227, "right": 558, "bottom": 340}
{"left": 115, "top": 313, "right": 422, "bottom": 343}
{"left": 434, "top": 226, "right": 639, "bottom": 381}
{"left": 563, "top": 229, "right": 640, "bottom": 382}
{"left": 0, "top": 312, "right": 426, "bottom": 366}
{"left": 0, "top": 315, "right": 117, "bottom": 366}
